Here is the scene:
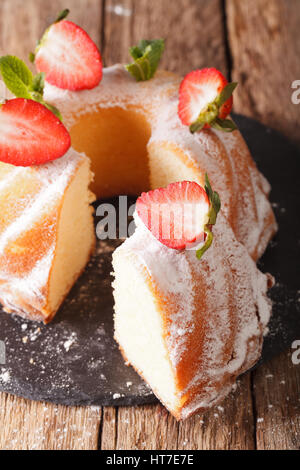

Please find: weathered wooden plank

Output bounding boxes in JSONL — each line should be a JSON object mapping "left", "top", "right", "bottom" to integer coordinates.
{"left": 0, "top": 0, "right": 103, "bottom": 63}
{"left": 226, "top": 0, "right": 300, "bottom": 144}
{"left": 104, "top": 0, "right": 228, "bottom": 75}
{"left": 100, "top": 406, "right": 117, "bottom": 449}
{"left": 0, "top": 393, "right": 101, "bottom": 450}
{"left": 227, "top": 1, "right": 300, "bottom": 448}
{"left": 253, "top": 350, "right": 300, "bottom": 450}
{"left": 178, "top": 375, "right": 255, "bottom": 450}
{"left": 115, "top": 405, "right": 179, "bottom": 450}
{"left": 103, "top": 0, "right": 133, "bottom": 66}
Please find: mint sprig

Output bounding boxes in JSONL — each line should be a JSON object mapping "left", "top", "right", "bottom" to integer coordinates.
{"left": 190, "top": 82, "right": 238, "bottom": 134}
{"left": 196, "top": 174, "right": 221, "bottom": 260}
{"left": 0, "top": 55, "right": 62, "bottom": 120}
{"left": 126, "top": 39, "right": 165, "bottom": 82}
{"left": 0, "top": 56, "right": 33, "bottom": 99}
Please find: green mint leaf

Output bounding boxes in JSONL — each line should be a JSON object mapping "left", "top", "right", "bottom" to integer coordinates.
{"left": 196, "top": 229, "right": 214, "bottom": 260}
{"left": 129, "top": 46, "right": 143, "bottom": 61}
{"left": 215, "top": 82, "right": 238, "bottom": 107}
{"left": 32, "top": 72, "right": 45, "bottom": 94}
{"left": 211, "top": 117, "right": 237, "bottom": 132}
{"left": 0, "top": 54, "right": 64, "bottom": 121}
{"left": 0, "top": 55, "right": 33, "bottom": 99}
{"left": 126, "top": 39, "right": 165, "bottom": 81}
{"left": 55, "top": 9, "right": 70, "bottom": 23}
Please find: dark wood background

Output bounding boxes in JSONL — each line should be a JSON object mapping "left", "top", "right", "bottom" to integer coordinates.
{"left": 0, "top": 0, "right": 299, "bottom": 450}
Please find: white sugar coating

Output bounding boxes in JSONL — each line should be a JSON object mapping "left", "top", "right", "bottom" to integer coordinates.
{"left": 44, "top": 65, "right": 176, "bottom": 123}
{"left": 0, "top": 150, "right": 83, "bottom": 253}
{"left": 64, "top": 333, "right": 77, "bottom": 352}
{"left": 116, "top": 210, "right": 272, "bottom": 410}
{"left": 0, "top": 148, "right": 85, "bottom": 256}
{"left": 0, "top": 369, "right": 10, "bottom": 384}
{"left": 0, "top": 167, "right": 25, "bottom": 192}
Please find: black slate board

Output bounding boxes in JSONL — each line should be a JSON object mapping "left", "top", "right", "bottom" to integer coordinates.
{"left": 0, "top": 114, "right": 299, "bottom": 407}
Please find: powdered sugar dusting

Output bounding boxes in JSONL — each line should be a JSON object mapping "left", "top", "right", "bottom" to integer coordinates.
{"left": 0, "top": 369, "right": 10, "bottom": 384}
{"left": 44, "top": 65, "right": 176, "bottom": 126}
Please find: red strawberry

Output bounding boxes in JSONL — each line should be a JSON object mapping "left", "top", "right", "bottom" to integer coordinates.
{"left": 35, "top": 20, "right": 102, "bottom": 91}
{"left": 136, "top": 181, "right": 212, "bottom": 251}
{"left": 0, "top": 98, "right": 71, "bottom": 166}
{"left": 178, "top": 68, "right": 237, "bottom": 133}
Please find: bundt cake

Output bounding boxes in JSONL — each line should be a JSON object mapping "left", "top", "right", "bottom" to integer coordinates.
{"left": 0, "top": 65, "right": 276, "bottom": 327}
{"left": 0, "top": 12, "right": 277, "bottom": 419}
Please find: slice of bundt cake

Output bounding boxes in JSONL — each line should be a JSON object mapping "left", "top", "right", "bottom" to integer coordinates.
{"left": 112, "top": 182, "right": 273, "bottom": 420}
{"left": 0, "top": 149, "right": 95, "bottom": 322}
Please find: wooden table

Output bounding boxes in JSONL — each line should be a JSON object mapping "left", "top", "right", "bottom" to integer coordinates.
{"left": 0, "top": 0, "right": 299, "bottom": 450}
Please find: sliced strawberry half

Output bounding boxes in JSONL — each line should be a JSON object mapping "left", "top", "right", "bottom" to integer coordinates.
{"left": 0, "top": 98, "right": 71, "bottom": 166}
{"left": 178, "top": 68, "right": 237, "bottom": 133}
{"left": 136, "top": 180, "right": 213, "bottom": 252}
{"left": 35, "top": 19, "right": 102, "bottom": 91}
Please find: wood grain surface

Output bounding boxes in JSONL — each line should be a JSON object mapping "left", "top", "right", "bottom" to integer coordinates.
{"left": 104, "top": 0, "right": 227, "bottom": 74}
{"left": 0, "top": 393, "right": 101, "bottom": 450}
{"left": 0, "top": 0, "right": 299, "bottom": 450}
{"left": 227, "top": 0, "right": 300, "bottom": 145}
